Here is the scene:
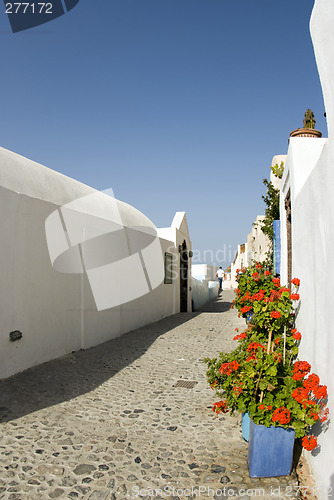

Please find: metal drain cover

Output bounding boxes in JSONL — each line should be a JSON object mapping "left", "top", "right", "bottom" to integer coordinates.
{"left": 173, "top": 380, "right": 198, "bottom": 389}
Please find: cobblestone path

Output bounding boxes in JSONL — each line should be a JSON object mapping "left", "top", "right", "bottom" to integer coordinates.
{"left": 0, "top": 290, "right": 300, "bottom": 499}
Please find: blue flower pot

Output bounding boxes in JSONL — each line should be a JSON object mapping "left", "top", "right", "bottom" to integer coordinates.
{"left": 246, "top": 310, "right": 254, "bottom": 325}
{"left": 242, "top": 412, "right": 250, "bottom": 442}
{"left": 248, "top": 420, "right": 295, "bottom": 478}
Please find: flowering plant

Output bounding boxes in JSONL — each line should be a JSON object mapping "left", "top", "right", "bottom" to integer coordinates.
{"left": 205, "top": 267, "right": 328, "bottom": 451}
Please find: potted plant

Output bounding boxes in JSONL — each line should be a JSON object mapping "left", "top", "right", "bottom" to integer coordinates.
{"left": 204, "top": 265, "right": 328, "bottom": 478}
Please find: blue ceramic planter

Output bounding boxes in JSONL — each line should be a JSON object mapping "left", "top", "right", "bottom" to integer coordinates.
{"left": 248, "top": 420, "right": 295, "bottom": 478}
{"left": 246, "top": 310, "right": 254, "bottom": 325}
{"left": 242, "top": 412, "right": 250, "bottom": 442}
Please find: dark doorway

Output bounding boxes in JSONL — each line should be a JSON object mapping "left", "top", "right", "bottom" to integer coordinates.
{"left": 180, "top": 240, "right": 188, "bottom": 312}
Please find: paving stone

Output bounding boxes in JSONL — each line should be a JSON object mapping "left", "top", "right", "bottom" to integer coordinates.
{"left": 87, "top": 491, "right": 109, "bottom": 499}
{"left": 73, "top": 464, "right": 97, "bottom": 475}
{"left": 0, "top": 291, "right": 300, "bottom": 499}
{"left": 211, "top": 465, "right": 226, "bottom": 474}
{"left": 82, "top": 477, "right": 94, "bottom": 483}
{"left": 49, "top": 488, "right": 64, "bottom": 498}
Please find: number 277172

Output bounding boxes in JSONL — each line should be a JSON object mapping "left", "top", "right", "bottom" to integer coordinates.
{"left": 5, "top": 3, "right": 53, "bottom": 14}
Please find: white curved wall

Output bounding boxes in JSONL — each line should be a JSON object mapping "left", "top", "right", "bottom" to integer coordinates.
{"left": 0, "top": 147, "right": 191, "bottom": 379}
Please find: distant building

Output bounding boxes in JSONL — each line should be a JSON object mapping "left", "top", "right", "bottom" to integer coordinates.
{"left": 246, "top": 216, "right": 270, "bottom": 265}
{"left": 230, "top": 242, "right": 249, "bottom": 286}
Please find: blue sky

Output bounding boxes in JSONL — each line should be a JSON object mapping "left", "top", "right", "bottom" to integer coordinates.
{"left": 0, "top": 0, "right": 326, "bottom": 266}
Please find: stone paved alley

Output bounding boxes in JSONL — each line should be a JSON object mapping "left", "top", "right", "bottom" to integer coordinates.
{"left": 0, "top": 290, "right": 301, "bottom": 499}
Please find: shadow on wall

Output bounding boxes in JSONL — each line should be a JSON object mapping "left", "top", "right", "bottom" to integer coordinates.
{"left": 0, "top": 294, "right": 234, "bottom": 423}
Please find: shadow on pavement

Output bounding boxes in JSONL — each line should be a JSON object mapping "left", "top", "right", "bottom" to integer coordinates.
{"left": 195, "top": 290, "right": 235, "bottom": 313}
{"left": 0, "top": 293, "right": 234, "bottom": 424}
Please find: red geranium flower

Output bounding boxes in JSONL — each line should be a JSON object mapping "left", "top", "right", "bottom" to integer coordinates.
{"left": 270, "top": 290, "right": 281, "bottom": 301}
{"left": 241, "top": 306, "right": 252, "bottom": 314}
{"left": 252, "top": 292, "right": 265, "bottom": 301}
{"left": 313, "top": 385, "right": 327, "bottom": 400}
{"left": 219, "top": 361, "right": 240, "bottom": 376}
{"left": 247, "top": 342, "right": 265, "bottom": 352}
{"left": 259, "top": 404, "right": 265, "bottom": 410}
{"left": 291, "top": 278, "right": 300, "bottom": 286}
{"left": 309, "top": 408, "right": 319, "bottom": 421}
{"left": 264, "top": 270, "right": 271, "bottom": 276}
{"left": 303, "top": 373, "right": 320, "bottom": 391}
{"left": 302, "top": 435, "right": 317, "bottom": 451}
{"left": 233, "top": 331, "right": 247, "bottom": 341}
{"left": 272, "top": 407, "right": 291, "bottom": 425}
{"left": 252, "top": 272, "right": 260, "bottom": 281}
{"left": 212, "top": 400, "right": 229, "bottom": 414}
{"left": 271, "top": 311, "right": 281, "bottom": 319}
{"left": 246, "top": 342, "right": 265, "bottom": 361}
{"left": 293, "top": 331, "right": 302, "bottom": 340}
{"left": 233, "top": 385, "right": 242, "bottom": 396}
{"left": 272, "top": 277, "right": 280, "bottom": 285}
{"left": 290, "top": 293, "right": 300, "bottom": 301}
{"left": 293, "top": 361, "right": 311, "bottom": 380}
{"left": 292, "top": 387, "right": 309, "bottom": 407}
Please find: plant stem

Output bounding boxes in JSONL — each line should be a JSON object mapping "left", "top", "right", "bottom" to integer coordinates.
{"left": 267, "top": 330, "right": 272, "bottom": 354}
{"left": 283, "top": 326, "right": 286, "bottom": 364}
{"left": 254, "top": 369, "right": 263, "bottom": 401}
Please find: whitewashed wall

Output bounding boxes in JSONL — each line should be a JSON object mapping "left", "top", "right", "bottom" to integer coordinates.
{"left": 279, "top": 0, "right": 334, "bottom": 493}
{"left": 0, "top": 147, "right": 191, "bottom": 379}
{"left": 270, "top": 154, "right": 286, "bottom": 190}
{"left": 191, "top": 264, "right": 218, "bottom": 281}
{"left": 230, "top": 243, "right": 249, "bottom": 288}
{"left": 191, "top": 277, "right": 219, "bottom": 310}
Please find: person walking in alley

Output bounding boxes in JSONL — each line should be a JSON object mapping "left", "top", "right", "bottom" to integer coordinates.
{"left": 216, "top": 266, "right": 224, "bottom": 290}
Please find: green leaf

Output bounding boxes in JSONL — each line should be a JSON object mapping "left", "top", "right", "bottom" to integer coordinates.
{"left": 266, "top": 365, "right": 277, "bottom": 377}
{"left": 259, "top": 380, "right": 267, "bottom": 391}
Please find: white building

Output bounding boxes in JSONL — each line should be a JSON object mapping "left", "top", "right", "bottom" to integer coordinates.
{"left": 279, "top": 0, "right": 334, "bottom": 493}
{"left": 230, "top": 211, "right": 271, "bottom": 287}
{"left": 230, "top": 242, "right": 249, "bottom": 286}
{"left": 0, "top": 146, "right": 192, "bottom": 379}
{"left": 246, "top": 215, "right": 269, "bottom": 265}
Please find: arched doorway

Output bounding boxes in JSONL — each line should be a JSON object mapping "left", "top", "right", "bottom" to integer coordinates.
{"left": 180, "top": 240, "right": 188, "bottom": 312}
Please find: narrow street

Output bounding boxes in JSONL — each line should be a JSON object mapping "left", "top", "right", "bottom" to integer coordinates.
{"left": 0, "top": 290, "right": 300, "bottom": 499}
